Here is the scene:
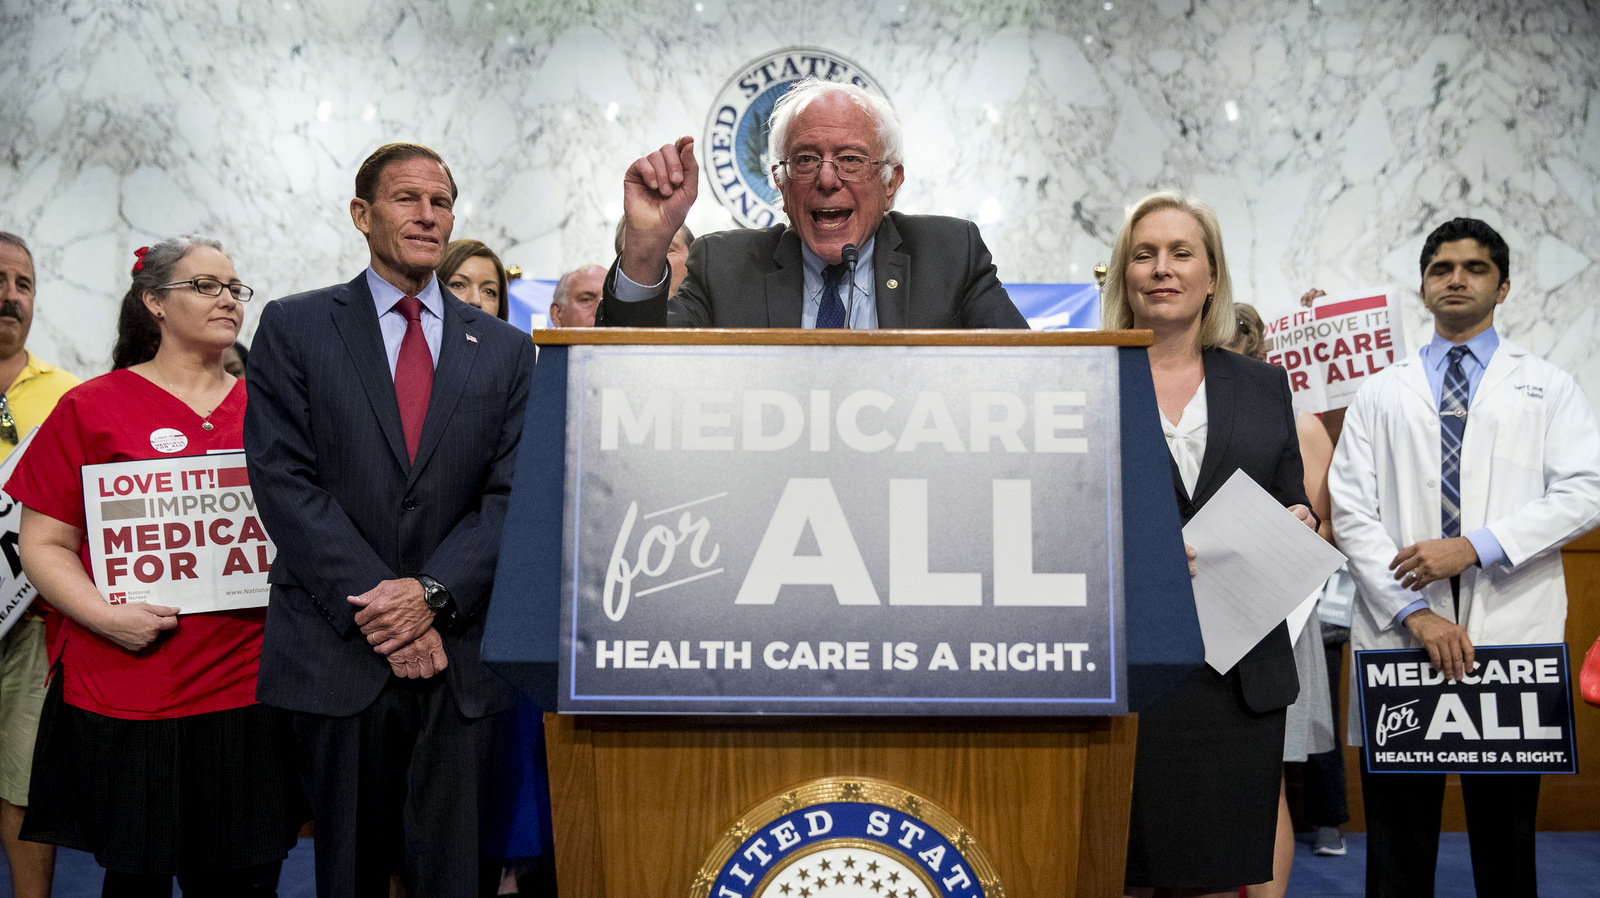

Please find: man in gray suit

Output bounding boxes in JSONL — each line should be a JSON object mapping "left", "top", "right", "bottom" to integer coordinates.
{"left": 601, "top": 77, "right": 1027, "bottom": 329}
{"left": 244, "top": 143, "right": 533, "bottom": 897}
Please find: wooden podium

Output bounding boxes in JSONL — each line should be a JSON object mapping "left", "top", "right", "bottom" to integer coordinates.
{"left": 544, "top": 713, "right": 1136, "bottom": 896}
{"left": 483, "top": 329, "right": 1201, "bottom": 898}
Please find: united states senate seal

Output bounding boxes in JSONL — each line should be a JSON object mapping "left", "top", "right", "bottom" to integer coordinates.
{"left": 690, "top": 777, "right": 1003, "bottom": 898}
{"left": 702, "top": 47, "right": 889, "bottom": 230}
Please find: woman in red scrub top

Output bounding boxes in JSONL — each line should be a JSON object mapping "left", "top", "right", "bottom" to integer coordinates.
{"left": 7, "top": 236, "right": 305, "bottom": 898}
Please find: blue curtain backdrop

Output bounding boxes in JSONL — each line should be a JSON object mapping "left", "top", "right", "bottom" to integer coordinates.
{"left": 506, "top": 278, "right": 1101, "bottom": 331}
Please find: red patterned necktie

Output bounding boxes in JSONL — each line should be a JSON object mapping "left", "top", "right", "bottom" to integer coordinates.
{"left": 394, "top": 296, "right": 433, "bottom": 462}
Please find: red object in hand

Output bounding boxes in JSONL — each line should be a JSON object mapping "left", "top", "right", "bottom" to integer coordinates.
{"left": 1582, "top": 635, "right": 1600, "bottom": 708}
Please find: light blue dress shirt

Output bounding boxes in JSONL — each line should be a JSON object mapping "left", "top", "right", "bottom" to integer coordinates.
{"left": 1396, "top": 326, "right": 1507, "bottom": 624}
{"left": 613, "top": 237, "right": 880, "bottom": 329}
{"left": 799, "top": 238, "right": 878, "bottom": 329}
{"left": 366, "top": 267, "right": 443, "bottom": 374}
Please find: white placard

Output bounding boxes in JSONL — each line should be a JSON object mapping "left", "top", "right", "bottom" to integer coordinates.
{"left": 0, "top": 428, "right": 42, "bottom": 639}
{"left": 82, "top": 451, "right": 273, "bottom": 613}
{"left": 1182, "top": 470, "right": 1347, "bottom": 674}
{"left": 1263, "top": 286, "right": 1409, "bottom": 413}
{"left": 1316, "top": 563, "right": 1356, "bottom": 630}
{"left": 1286, "top": 590, "right": 1320, "bottom": 648}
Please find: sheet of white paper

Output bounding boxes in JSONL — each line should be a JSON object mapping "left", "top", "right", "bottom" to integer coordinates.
{"left": 1286, "top": 591, "right": 1319, "bottom": 647}
{"left": 1182, "top": 469, "right": 1347, "bottom": 674}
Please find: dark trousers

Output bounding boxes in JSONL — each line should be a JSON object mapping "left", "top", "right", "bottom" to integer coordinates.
{"left": 101, "top": 864, "right": 282, "bottom": 898}
{"left": 290, "top": 676, "right": 503, "bottom": 898}
{"left": 1360, "top": 758, "right": 1540, "bottom": 898}
{"left": 1302, "top": 638, "right": 1350, "bottom": 827}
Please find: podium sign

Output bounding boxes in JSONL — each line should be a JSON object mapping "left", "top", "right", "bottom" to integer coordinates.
{"left": 556, "top": 343, "right": 1125, "bottom": 714}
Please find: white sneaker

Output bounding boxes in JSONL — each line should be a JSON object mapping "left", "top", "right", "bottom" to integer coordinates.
{"left": 1311, "top": 826, "right": 1347, "bottom": 856}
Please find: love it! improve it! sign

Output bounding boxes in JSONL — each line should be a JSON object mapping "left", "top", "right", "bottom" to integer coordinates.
{"left": 1356, "top": 645, "right": 1577, "bottom": 774}
{"left": 82, "top": 451, "right": 274, "bottom": 613}
{"left": 1264, "top": 286, "right": 1407, "bottom": 413}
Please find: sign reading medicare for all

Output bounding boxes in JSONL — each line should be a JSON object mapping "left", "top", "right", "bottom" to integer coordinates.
{"left": 1357, "top": 645, "right": 1577, "bottom": 775}
{"left": 558, "top": 345, "right": 1125, "bottom": 715}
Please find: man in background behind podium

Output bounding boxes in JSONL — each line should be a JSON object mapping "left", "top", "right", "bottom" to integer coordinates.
{"left": 547, "top": 264, "right": 605, "bottom": 328}
{"left": 600, "top": 77, "right": 1027, "bottom": 329}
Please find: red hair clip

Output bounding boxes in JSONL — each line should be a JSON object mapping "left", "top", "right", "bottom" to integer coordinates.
{"left": 132, "top": 246, "right": 150, "bottom": 274}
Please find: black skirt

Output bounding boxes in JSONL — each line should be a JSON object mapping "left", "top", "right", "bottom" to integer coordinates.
{"left": 21, "top": 676, "right": 309, "bottom": 874}
{"left": 1124, "top": 664, "right": 1287, "bottom": 889}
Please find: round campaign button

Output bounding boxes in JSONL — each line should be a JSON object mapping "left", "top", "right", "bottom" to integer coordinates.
{"left": 703, "top": 47, "right": 889, "bottom": 230}
{"left": 149, "top": 427, "right": 189, "bottom": 453}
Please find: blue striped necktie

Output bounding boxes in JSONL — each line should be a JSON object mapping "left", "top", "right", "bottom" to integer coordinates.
{"left": 816, "top": 263, "right": 849, "bottom": 329}
{"left": 1440, "top": 345, "right": 1471, "bottom": 538}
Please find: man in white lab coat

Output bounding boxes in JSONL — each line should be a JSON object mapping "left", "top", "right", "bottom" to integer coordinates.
{"left": 1330, "top": 217, "right": 1600, "bottom": 898}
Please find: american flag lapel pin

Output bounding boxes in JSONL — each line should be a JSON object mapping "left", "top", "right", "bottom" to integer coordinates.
{"left": 465, "top": 333, "right": 478, "bottom": 343}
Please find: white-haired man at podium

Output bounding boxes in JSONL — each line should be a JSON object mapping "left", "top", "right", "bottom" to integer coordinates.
{"left": 600, "top": 77, "right": 1027, "bottom": 330}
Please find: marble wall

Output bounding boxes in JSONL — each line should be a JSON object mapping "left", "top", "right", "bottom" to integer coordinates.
{"left": 2, "top": 0, "right": 1598, "bottom": 412}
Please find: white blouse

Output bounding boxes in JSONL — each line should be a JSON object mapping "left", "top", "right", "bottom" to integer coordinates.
{"left": 1162, "top": 379, "right": 1208, "bottom": 498}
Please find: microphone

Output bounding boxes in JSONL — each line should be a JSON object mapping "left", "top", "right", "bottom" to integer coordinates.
{"left": 840, "top": 243, "right": 859, "bottom": 328}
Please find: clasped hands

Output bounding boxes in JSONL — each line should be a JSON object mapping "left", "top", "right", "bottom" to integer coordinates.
{"left": 349, "top": 578, "right": 447, "bottom": 679}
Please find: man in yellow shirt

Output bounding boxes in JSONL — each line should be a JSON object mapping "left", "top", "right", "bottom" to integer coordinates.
{"left": 0, "top": 232, "right": 80, "bottom": 898}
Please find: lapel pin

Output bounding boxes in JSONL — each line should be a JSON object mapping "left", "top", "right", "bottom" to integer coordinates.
{"left": 886, "top": 279, "right": 899, "bottom": 289}
{"left": 465, "top": 333, "right": 478, "bottom": 343}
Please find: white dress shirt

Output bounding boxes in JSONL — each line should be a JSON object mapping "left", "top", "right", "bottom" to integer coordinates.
{"left": 366, "top": 267, "right": 443, "bottom": 374}
{"left": 1162, "top": 380, "right": 1208, "bottom": 498}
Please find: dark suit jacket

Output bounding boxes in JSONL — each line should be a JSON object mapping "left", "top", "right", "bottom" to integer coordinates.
{"left": 1175, "top": 347, "right": 1308, "bottom": 713}
{"left": 598, "top": 211, "right": 1028, "bottom": 328}
{"left": 244, "top": 273, "right": 533, "bottom": 719}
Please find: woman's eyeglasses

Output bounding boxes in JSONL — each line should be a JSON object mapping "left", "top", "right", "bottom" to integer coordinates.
{"left": 155, "top": 277, "right": 255, "bottom": 301}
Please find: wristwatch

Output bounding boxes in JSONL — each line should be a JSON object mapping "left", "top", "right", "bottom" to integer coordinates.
{"left": 416, "top": 574, "right": 458, "bottom": 630}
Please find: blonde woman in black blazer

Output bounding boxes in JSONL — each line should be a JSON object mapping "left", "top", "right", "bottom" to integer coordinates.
{"left": 1106, "top": 192, "right": 1318, "bottom": 897}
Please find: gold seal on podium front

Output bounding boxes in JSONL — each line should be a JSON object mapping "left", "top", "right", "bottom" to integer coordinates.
{"left": 691, "top": 776, "right": 1004, "bottom": 898}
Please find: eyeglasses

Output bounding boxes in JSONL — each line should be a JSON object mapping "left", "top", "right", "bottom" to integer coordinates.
{"left": 156, "top": 277, "right": 255, "bottom": 301}
{"left": 0, "top": 396, "right": 17, "bottom": 445}
{"left": 778, "top": 154, "right": 889, "bottom": 181}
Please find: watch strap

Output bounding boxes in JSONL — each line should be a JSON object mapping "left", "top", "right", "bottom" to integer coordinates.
{"left": 417, "top": 574, "right": 459, "bottom": 629}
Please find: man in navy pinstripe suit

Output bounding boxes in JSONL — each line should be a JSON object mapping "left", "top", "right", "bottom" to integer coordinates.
{"left": 244, "top": 143, "right": 534, "bottom": 898}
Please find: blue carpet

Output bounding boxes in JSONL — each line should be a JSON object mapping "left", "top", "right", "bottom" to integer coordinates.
{"left": 0, "top": 839, "right": 316, "bottom": 898}
{"left": 1284, "top": 831, "right": 1600, "bottom": 897}
{"left": 4, "top": 832, "right": 1600, "bottom": 895}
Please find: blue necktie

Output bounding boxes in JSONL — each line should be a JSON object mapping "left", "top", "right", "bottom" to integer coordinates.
{"left": 1440, "top": 345, "right": 1471, "bottom": 539}
{"left": 816, "top": 262, "right": 849, "bottom": 329}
